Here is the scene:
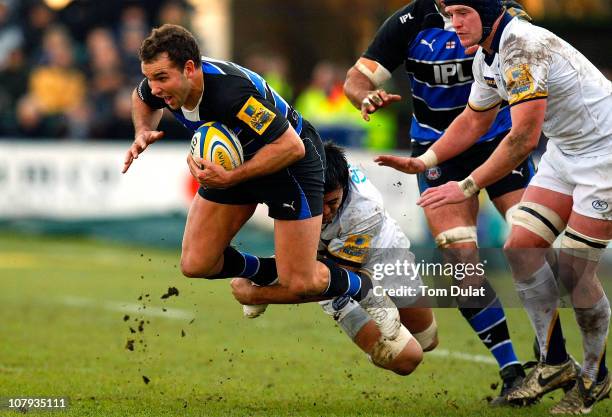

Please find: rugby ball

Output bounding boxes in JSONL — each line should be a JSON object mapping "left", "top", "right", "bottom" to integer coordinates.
{"left": 190, "top": 122, "right": 244, "bottom": 171}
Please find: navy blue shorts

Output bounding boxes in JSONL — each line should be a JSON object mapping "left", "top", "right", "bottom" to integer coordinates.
{"left": 412, "top": 132, "right": 534, "bottom": 200}
{"left": 198, "top": 120, "right": 325, "bottom": 220}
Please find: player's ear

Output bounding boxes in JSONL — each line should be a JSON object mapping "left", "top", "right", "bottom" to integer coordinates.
{"left": 183, "top": 60, "right": 196, "bottom": 77}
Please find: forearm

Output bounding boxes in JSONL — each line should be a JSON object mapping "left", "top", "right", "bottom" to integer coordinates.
{"left": 344, "top": 66, "right": 376, "bottom": 110}
{"left": 230, "top": 127, "right": 305, "bottom": 184}
{"left": 470, "top": 130, "right": 536, "bottom": 189}
{"left": 131, "top": 89, "right": 163, "bottom": 136}
{"left": 428, "top": 108, "right": 494, "bottom": 165}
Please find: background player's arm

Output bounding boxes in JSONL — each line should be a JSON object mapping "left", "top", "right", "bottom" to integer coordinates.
{"left": 418, "top": 100, "right": 545, "bottom": 209}
{"left": 428, "top": 104, "right": 498, "bottom": 163}
{"left": 188, "top": 125, "right": 305, "bottom": 188}
{"left": 344, "top": 58, "right": 401, "bottom": 121}
{"left": 122, "top": 89, "right": 165, "bottom": 173}
{"left": 375, "top": 105, "right": 498, "bottom": 174}
{"left": 469, "top": 99, "right": 545, "bottom": 188}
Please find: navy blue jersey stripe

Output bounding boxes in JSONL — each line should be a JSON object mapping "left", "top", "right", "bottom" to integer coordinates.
{"left": 411, "top": 81, "right": 472, "bottom": 110}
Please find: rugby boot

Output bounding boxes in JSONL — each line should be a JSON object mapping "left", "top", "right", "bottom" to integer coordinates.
{"left": 507, "top": 357, "right": 579, "bottom": 406}
{"left": 550, "top": 372, "right": 611, "bottom": 414}
{"left": 489, "top": 363, "right": 526, "bottom": 406}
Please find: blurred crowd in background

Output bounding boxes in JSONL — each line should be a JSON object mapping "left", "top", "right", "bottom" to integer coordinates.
{"left": 0, "top": 0, "right": 609, "bottom": 150}
{"left": 0, "top": 0, "right": 399, "bottom": 149}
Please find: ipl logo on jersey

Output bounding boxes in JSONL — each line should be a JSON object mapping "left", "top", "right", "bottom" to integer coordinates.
{"left": 425, "top": 166, "right": 441, "bottom": 181}
{"left": 237, "top": 96, "right": 276, "bottom": 135}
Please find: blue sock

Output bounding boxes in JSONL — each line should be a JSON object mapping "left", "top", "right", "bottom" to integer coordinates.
{"left": 460, "top": 298, "right": 521, "bottom": 370}
{"left": 207, "top": 246, "right": 277, "bottom": 285}
{"left": 319, "top": 258, "right": 371, "bottom": 301}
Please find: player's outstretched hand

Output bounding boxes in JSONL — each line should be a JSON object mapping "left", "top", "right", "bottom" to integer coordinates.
{"left": 374, "top": 155, "right": 426, "bottom": 174}
{"left": 122, "top": 130, "right": 164, "bottom": 173}
{"left": 230, "top": 278, "right": 256, "bottom": 305}
{"left": 361, "top": 89, "right": 402, "bottom": 121}
{"left": 417, "top": 181, "right": 468, "bottom": 209}
{"left": 187, "top": 155, "right": 235, "bottom": 189}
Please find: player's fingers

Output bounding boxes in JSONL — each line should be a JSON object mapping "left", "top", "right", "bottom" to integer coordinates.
{"left": 152, "top": 130, "right": 165, "bottom": 140}
{"left": 428, "top": 198, "right": 450, "bottom": 210}
{"left": 379, "top": 91, "right": 402, "bottom": 104}
{"left": 122, "top": 154, "right": 133, "bottom": 174}
{"left": 369, "top": 92, "right": 384, "bottom": 107}
{"left": 361, "top": 100, "right": 373, "bottom": 121}
{"left": 417, "top": 192, "right": 443, "bottom": 207}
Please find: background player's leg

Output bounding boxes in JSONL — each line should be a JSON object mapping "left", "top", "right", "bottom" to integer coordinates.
{"left": 552, "top": 211, "right": 611, "bottom": 413}
{"left": 505, "top": 187, "right": 581, "bottom": 405}
{"left": 505, "top": 186, "right": 573, "bottom": 366}
{"left": 424, "top": 197, "right": 523, "bottom": 404}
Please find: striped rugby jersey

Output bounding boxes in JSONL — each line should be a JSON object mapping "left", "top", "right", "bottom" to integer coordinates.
{"left": 137, "top": 57, "right": 303, "bottom": 160}
{"left": 364, "top": 0, "right": 511, "bottom": 144}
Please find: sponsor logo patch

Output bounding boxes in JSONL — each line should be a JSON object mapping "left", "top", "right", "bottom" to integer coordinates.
{"left": 592, "top": 200, "right": 609, "bottom": 211}
{"left": 332, "top": 234, "right": 372, "bottom": 264}
{"left": 505, "top": 64, "right": 547, "bottom": 105}
{"left": 237, "top": 96, "right": 276, "bottom": 135}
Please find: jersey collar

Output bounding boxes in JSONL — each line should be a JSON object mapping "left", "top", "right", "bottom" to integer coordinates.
{"left": 483, "top": 11, "right": 513, "bottom": 66}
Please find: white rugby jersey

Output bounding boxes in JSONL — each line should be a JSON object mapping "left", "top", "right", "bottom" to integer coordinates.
{"left": 468, "top": 13, "right": 612, "bottom": 156}
{"left": 319, "top": 165, "right": 410, "bottom": 274}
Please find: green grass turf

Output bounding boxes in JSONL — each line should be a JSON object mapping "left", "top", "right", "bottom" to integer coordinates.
{"left": 0, "top": 232, "right": 610, "bottom": 416}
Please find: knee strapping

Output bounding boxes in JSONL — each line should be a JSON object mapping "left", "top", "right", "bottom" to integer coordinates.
{"left": 370, "top": 325, "right": 414, "bottom": 367}
{"left": 435, "top": 226, "right": 478, "bottom": 248}
{"left": 412, "top": 317, "right": 438, "bottom": 350}
{"left": 511, "top": 202, "right": 566, "bottom": 244}
{"left": 561, "top": 227, "right": 610, "bottom": 262}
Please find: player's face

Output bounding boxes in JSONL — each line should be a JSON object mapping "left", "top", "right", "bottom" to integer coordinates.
{"left": 446, "top": 5, "right": 483, "bottom": 47}
{"left": 141, "top": 53, "right": 190, "bottom": 110}
{"left": 323, "top": 187, "right": 344, "bottom": 224}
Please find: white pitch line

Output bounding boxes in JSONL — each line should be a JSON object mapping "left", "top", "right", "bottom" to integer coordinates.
{"left": 427, "top": 348, "right": 497, "bottom": 365}
{"left": 59, "top": 295, "right": 194, "bottom": 320}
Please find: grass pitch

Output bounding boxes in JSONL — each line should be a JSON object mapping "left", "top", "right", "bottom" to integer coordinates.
{"left": 0, "top": 232, "right": 610, "bottom": 416}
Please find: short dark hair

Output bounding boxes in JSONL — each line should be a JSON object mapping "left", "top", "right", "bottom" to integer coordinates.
{"left": 139, "top": 24, "right": 200, "bottom": 69}
{"left": 323, "top": 141, "right": 349, "bottom": 194}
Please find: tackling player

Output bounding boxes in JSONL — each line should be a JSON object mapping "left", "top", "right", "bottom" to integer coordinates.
{"left": 400, "top": 1, "right": 611, "bottom": 413}
{"left": 232, "top": 142, "right": 439, "bottom": 375}
{"left": 122, "top": 24, "right": 402, "bottom": 346}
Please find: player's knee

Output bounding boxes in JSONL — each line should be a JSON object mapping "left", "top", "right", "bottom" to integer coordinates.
{"left": 506, "top": 202, "right": 565, "bottom": 249}
{"left": 435, "top": 226, "right": 478, "bottom": 249}
{"left": 180, "top": 253, "right": 218, "bottom": 278}
{"left": 370, "top": 325, "right": 415, "bottom": 369}
{"left": 560, "top": 226, "right": 609, "bottom": 263}
{"left": 413, "top": 318, "right": 439, "bottom": 352}
{"left": 388, "top": 338, "right": 423, "bottom": 376}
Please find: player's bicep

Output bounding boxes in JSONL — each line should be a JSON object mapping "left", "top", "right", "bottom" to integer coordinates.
{"left": 508, "top": 99, "right": 546, "bottom": 145}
